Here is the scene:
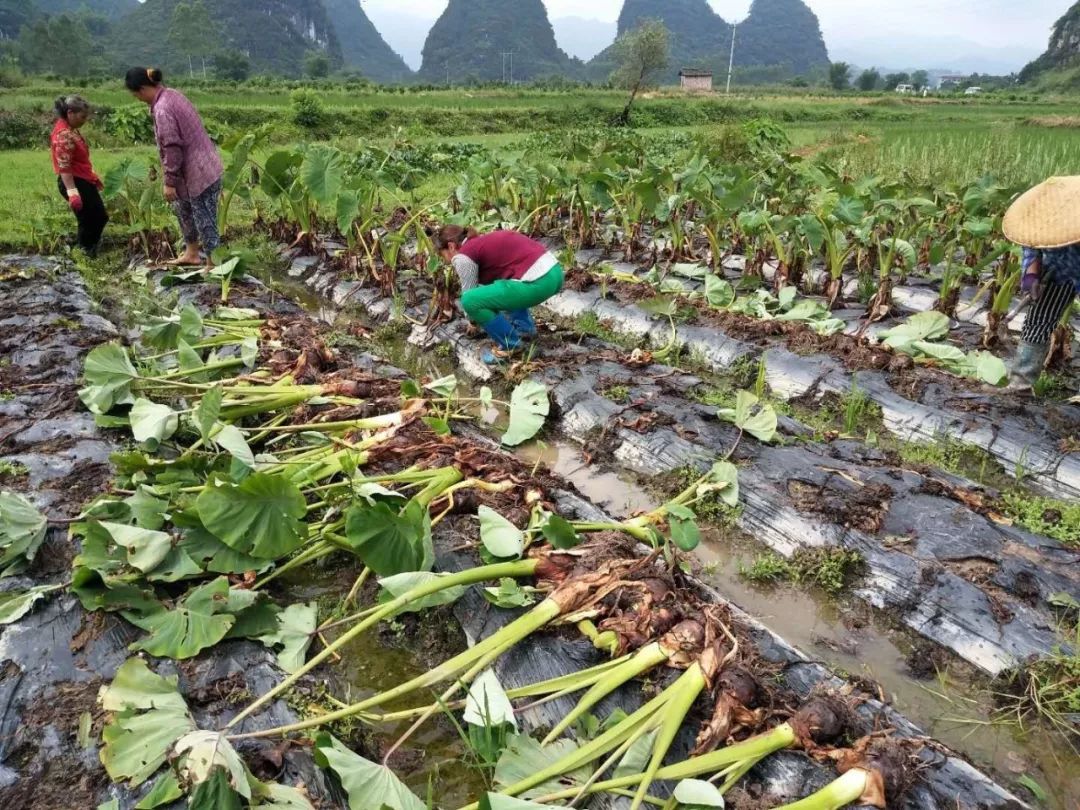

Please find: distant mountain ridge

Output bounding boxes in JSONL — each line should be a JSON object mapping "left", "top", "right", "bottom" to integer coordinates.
{"left": 322, "top": 0, "right": 412, "bottom": 83}
{"left": 1020, "top": 1, "right": 1080, "bottom": 81}
{"left": 36, "top": 0, "right": 138, "bottom": 19}
{"left": 590, "top": 0, "right": 830, "bottom": 82}
{"left": 110, "top": 0, "right": 343, "bottom": 78}
{"left": 418, "top": 0, "right": 581, "bottom": 83}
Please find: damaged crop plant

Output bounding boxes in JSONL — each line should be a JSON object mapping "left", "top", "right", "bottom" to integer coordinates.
{"left": 0, "top": 282, "right": 927, "bottom": 810}
{"left": 1, "top": 95, "right": 1077, "bottom": 809}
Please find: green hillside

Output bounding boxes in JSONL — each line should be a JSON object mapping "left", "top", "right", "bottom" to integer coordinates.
{"left": 1021, "top": 1, "right": 1080, "bottom": 86}
{"left": 36, "top": 0, "right": 138, "bottom": 18}
{"left": 589, "top": 0, "right": 829, "bottom": 83}
{"left": 418, "top": 0, "right": 581, "bottom": 83}
{"left": 0, "top": 0, "right": 35, "bottom": 40}
{"left": 108, "top": 0, "right": 343, "bottom": 78}
{"left": 322, "top": 0, "right": 412, "bottom": 83}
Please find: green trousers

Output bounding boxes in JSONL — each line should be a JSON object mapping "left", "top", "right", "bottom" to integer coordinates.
{"left": 460, "top": 264, "right": 565, "bottom": 326}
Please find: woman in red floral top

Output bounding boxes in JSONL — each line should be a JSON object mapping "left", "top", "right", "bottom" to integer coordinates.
{"left": 50, "top": 95, "right": 108, "bottom": 256}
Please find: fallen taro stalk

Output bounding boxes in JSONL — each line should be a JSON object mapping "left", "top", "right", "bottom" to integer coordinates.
{"left": 485, "top": 610, "right": 754, "bottom": 810}
{"left": 495, "top": 696, "right": 854, "bottom": 808}
{"left": 221, "top": 542, "right": 604, "bottom": 732}
{"left": 226, "top": 552, "right": 653, "bottom": 745}
{"left": 774, "top": 739, "right": 909, "bottom": 810}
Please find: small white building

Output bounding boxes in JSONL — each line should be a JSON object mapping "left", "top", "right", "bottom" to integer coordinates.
{"left": 679, "top": 69, "right": 714, "bottom": 92}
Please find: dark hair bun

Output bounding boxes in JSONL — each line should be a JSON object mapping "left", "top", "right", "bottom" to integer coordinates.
{"left": 148, "top": 67, "right": 163, "bottom": 84}
{"left": 54, "top": 96, "right": 67, "bottom": 119}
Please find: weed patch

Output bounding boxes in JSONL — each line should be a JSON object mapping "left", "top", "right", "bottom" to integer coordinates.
{"left": 739, "top": 547, "right": 865, "bottom": 596}
{"left": 999, "top": 491, "right": 1080, "bottom": 547}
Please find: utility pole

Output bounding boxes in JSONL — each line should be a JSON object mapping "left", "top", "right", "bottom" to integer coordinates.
{"left": 501, "top": 51, "right": 514, "bottom": 85}
{"left": 446, "top": 60, "right": 450, "bottom": 86}
{"left": 726, "top": 22, "right": 738, "bottom": 95}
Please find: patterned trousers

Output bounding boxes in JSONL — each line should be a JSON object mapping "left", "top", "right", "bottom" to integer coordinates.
{"left": 173, "top": 178, "right": 222, "bottom": 255}
{"left": 1022, "top": 280, "right": 1076, "bottom": 345}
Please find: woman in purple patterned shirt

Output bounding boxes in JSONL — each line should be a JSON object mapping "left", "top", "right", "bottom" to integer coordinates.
{"left": 125, "top": 67, "right": 224, "bottom": 268}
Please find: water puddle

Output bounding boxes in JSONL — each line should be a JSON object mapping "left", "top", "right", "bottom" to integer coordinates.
{"left": 273, "top": 571, "right": 489, "bottom": 805}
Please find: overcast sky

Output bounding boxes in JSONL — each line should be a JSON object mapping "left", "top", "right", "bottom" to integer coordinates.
{"left": 361, "top": 0, "right": 1065, "bottom": 72}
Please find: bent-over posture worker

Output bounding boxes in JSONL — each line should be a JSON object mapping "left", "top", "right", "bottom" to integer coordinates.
{"left": 435, "top": 226, "right": 565, "bottom": 363}
{"left": 51, "top": 95, "right": 107, "bottom": 256}
{"left": 1002, "top": 177, "right": 1080, "bottom": 389}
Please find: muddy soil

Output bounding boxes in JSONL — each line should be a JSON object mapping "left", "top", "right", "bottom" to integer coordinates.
{"left": 277, "top": 244, "right": 1080, "bottom": 808}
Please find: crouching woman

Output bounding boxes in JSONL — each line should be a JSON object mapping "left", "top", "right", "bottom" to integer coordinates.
{"left": 434, "top": 226, "right": 564, "bottom": 363}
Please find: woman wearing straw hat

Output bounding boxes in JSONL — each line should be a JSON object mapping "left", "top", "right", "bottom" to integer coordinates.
{"left": 1002, "top": 177, "right": 1080, "bottom": 388}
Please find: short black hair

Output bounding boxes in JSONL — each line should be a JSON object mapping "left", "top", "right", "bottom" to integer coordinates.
{"left": 125, "top": 66, "right": 163, "bottom": 92}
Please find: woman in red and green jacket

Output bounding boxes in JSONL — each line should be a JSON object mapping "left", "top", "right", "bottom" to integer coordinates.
{"left": 435, "top": 226, "right": 564, "bottom": 362}
{"left": 50, "top": 95, "right": 108, "bottom": 256}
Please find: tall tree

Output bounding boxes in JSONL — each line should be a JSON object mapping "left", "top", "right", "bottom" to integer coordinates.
{"left": 910, "top": 69, "right": 930, "bottom": 90}
{"left": 304, "top": 51, "right": 330, "bottom": 78}
{"left": 17, "top": 14, "right": 94, "bottom": 76}
{"left": 611, "top": 19, "right": 669, "bottom": 126}
{"left": 828, "top": 61, "right": 851, "bottom": 91}
{"left": 167, "top": 0, "right": 219, "bottom": 77}
{"left": 883, "top": 72, "right": 909, "bottom": 90}
{"left": 856, "top": 68, "right": 880, "bottom": 92}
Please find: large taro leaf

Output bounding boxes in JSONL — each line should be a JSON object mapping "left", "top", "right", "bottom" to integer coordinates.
{"left": 99, "top": 521, "right": 172, "bottom": 573}
{"left": 673, "top": 779, "right": 726, "bottom": 807}
{"left": 0, "top": 584, "right": 62, "bottom": 624}
{"left": 257, "top": 783, "right": 317, "bottom": 808}
{"left": 256, "top": 602, "right": 318, "bottom": 674}
{"left": 477, "top": 506, "right": 524, "bottom": 559}
{"left": 212, "top": 424, "right": 255, "bottom": 469}
{"left": 464, "top": 669, "right": 517, "bottom": 730}
{"left": 666, "top": 504, "right": 701, "bottom": 552}
{"left": 188, "top": 767, "right": 244, "bottom": 810}
{"left": 879, "top": 311, "right": 950, "bottom": 353}
{"left": 99, "top": 657, "right": 187, "bottom": 713}
{"left": 196, "top": 474, "right": 307, "bottom": 560}
{"left": 717, "top": 390, "right": 778, "bottom": 444}
{"left": 701, "top": 461, "right": 740, "bottom": 508}
{"left": 99, "top": 659, "right": 195, "bottom": 786}
{"left": 495, "top": 734, "right": 589, "bottom": 799}
{"left": 129, "top": 399, "right": 179, "bottom": 448}
{"left": 180, "top": 522, "right": 271, "bottom": 576}
{"left": 127, "top": 577, "right": 238, "bottom": 660}
{"left": 135, "top": 772, "right": 183, "bottom": 808}
{"left": 704, "top": 274, "right": 735, "bottom": 308}
{"left": 0, "top": 491, "right": 47, "bottom": 576}
{"left": 377, "top": 572, "right": 468, "bottom": 613}
{"left": 341, "top": 500, "right": 433, "bottom": 577}
{"left": 141, "top": 304, "right": 204, "bottom": 352}
{"left": 194, "top": 385, "right": 224, "bottom": 443}
{"left": 300, "top": 145, "right": 346, "bottom": 207}
{"left": 313, "top": 733, "right": 425, "bottom": 810}
{"left": 968, "top": 351, "right": 1009, "bottom": 386}
{"left": 80, "top": 343, "right": 139, "bottom": 414}
{"left": 502, "top": 380, "right": 550, "bottom": 447}
{"left": 174, "top": 731, "right": 251, "bottom": 799}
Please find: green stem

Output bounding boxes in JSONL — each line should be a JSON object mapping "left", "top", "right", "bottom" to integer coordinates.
{"left": 772, "top": 768, "right": 869, "bottom": 810}
{"left": 630, "top": 664, "right": 708, "bottom": 810}
{"left": 524, "top": 722, "right": 798, "bottom": 805}
{"left": 542, "top": 641, "right": 671, "bottom": 744}
{"left": 224, "top": 559, "right": 539, "bottom": 731}
{"left": 229, "top": 596, "right": 562, "bottom": 740}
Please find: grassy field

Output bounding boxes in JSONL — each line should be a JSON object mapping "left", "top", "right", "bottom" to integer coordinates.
{"left": 5, "top": 82, "right": 1080, "bottom": 248}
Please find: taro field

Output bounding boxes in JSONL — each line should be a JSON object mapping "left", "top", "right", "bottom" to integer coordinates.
{"left": 0, "top": 84, "right": 1078, "bottom": 810}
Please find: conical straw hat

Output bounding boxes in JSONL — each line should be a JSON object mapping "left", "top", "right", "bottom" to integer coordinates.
{"left": 1003, "top": 176, "right": 1080, "bottom": 249}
